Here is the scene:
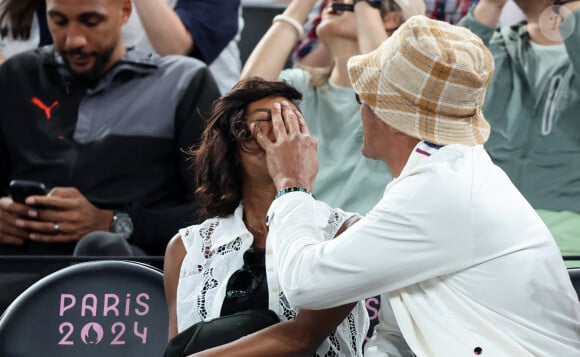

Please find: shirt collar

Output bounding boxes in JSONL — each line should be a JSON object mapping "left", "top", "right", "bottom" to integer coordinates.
{"left": 49, "top": 46, "right": 159, "bottom": 91}
{"left": 399, "top": 141, "right": 442, "bottom": 177}
{"left": 209, "top": 204, "right": 254, "bottom": 248}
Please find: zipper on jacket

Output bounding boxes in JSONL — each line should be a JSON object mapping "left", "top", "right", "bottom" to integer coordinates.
{"left": 64, "top": 80, "right": 71, "bottom": 95}
{"left": 541, "top": 75, "right": 563, "bottom": 136}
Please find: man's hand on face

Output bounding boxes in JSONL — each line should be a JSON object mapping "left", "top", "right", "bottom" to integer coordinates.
{"left": 253, "top": 101, "right": 319, "bottom": 193}
{"left": 0, "top": 187, "right": 113, "bottom": 244}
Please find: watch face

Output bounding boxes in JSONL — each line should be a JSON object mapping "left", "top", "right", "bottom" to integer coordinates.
{"left": 112, "top": 213, "right": 134, "bottom": 235}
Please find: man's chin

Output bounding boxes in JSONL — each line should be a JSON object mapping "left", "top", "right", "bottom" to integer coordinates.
{"left": 62, "top": 57, "right": 100, "bottom": 82}
{"left": 68, "top": 65, "right": 102, "bottom": 82}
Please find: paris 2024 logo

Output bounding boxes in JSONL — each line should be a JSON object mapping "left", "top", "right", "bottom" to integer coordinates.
{"left": 57, "top": 292, "right": 151, "bottom": 346}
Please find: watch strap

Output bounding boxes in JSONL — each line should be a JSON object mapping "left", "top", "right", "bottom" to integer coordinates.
{"left": 354, "top": 0, "right": 382, "bottom": 9}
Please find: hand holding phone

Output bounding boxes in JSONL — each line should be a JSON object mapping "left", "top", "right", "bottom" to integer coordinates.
{"left": 9, "top": 180, "right": 48, "bottom": 204}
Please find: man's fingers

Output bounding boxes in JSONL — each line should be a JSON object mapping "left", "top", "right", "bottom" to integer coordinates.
{"left": 311, "top": 136, "right": 319, "bottom": 149}
{"left": 0, "top": 234, "right": 26, "bottom": 245}
{"left": 253, "top": 122, "right": 273, "bottom": 150}
{"left": 3, "top": 223, "right": 29, "bottom": 240}
{"left": 270, "top": 102, "right": 288, "bottom": 140}
{"left": 296, "top": 110, "right": 311, "bottom": 136}
{"left": 17, "top": 218, "right": 60, "bottom": 234}
{"left": 282, "top": 101, "right": 300, "bottom": 134}
{"left": 29, "top": 232, "right": 75, "bottom": 243}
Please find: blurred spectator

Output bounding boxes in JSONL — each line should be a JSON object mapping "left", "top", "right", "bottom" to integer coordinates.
{"left": 0, "top": 0, "right": 51, "bottom": 64}
{"left": 424, "top": 0, "right": 477, "bottom": 23}
{"left": 124, "top": 0, "right": 243, "bottom": 94}
{"left": 293, "top": 0, "right": 331, "bottom": 68}
{"left": 292, "top": 0, "right": 523, "bottom": 70}
{"left": 0, "top": 0, "right": 221, "bottom": 312}
{"left": 0, "top": 0, "right": 242, "bottom": 94}
{"left": 459, "top": 0, "right": 580, "bottom": 266}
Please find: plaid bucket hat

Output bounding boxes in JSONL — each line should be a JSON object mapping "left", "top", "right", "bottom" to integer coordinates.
{"left": 348, "top": 15, "right": 494, "bottom": 146}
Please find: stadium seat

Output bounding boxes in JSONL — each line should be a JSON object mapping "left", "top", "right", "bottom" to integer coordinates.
{"left": 0, "top": 260, "right": 168, "bottom": 357}
{"left": 568, "top": 267, "right": 580, "bottom": 300}
{"left": 240, "top": 3, "right": 291, "bottom": 67}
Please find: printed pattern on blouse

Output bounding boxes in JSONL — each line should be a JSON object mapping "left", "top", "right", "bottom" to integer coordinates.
{"left": 176, "top": 204, "right": 369, "bottom": 356}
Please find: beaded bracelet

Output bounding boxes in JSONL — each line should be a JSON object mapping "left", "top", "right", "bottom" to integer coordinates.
{"left": 274, "top": 187, "right": 313, "bottom": 200}
{"left": 272, "top": 14, "right": 304, "bottom": 38}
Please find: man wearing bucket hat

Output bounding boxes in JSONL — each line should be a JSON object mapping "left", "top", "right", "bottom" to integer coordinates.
{"left": 253, "top": 15, "right": 580, "bottom": 355}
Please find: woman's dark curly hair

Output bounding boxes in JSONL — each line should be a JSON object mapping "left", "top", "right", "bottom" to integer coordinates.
{"left": 190, "top": 77, "right": 302, "bottom": 220}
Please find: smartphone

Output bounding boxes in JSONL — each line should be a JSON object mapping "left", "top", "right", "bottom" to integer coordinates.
{"left": 9, "top": 180, "right": 48, "bottom": 204}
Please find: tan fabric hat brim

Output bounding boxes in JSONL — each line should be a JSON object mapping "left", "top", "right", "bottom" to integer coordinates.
{"left": 348, "top": 15, "right": 494, "bottom": 146}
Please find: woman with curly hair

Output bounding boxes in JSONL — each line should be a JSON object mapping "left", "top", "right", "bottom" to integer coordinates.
{"left": 163, "top": 77, "right": 369, "bottom": 356}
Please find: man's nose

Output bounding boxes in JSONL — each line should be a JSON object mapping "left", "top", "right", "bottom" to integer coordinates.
{"left": 64, "top": 30, "right": 87, "bottom": 50}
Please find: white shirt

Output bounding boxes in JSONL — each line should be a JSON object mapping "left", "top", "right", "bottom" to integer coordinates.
{"left": 267, "top": 142, "right": 580, "bottom": 356}
{"left": 176, "top": 203, "right": 369, "bottom": 356}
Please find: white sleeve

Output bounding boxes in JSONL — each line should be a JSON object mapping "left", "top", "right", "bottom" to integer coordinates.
{"left": 266, "top": 169, "right": 475, "bottom": 309}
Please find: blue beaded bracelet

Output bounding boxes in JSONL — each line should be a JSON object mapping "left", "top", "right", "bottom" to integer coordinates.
{"left": 274, "top": 187, "right": 313, "bottom": 200}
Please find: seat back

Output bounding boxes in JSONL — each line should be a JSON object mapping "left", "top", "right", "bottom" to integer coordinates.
{"left": 0, "top": 260, "right": 168, "bottom": 357}
{"left": 568, "top": 268, "right": 580, "bottom": 300}
{"left": 240, "top": 3, "right": 290, "bottom": 67}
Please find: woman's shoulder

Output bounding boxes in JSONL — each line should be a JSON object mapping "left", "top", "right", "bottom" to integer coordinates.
{"left": 178, "top": 216, "right": 226, "bottom": 249}
{"left": 179, "top": 209, "right": 247, "bottom": 251}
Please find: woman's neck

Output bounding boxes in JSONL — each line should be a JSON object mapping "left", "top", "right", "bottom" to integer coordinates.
{"left": 241, "top": 183, "right": 276, "bottom": 248}
{"left": 327, "top": 38, "right": 361, "bottom": 87}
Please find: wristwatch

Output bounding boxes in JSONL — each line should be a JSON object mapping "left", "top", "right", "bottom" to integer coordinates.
{"left": 110, "top": 211, "right": 134, "bottom": 237}
{"left": 353, "top": 0, "right": 382, "bottom": 9}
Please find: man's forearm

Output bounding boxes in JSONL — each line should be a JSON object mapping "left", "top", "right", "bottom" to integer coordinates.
{"left": 355, "top": 1, "right": 388, "bottom": 55}
{"left": 560, "top": 1, "right": 580, "bottom": 14}
{"left": 473, "top": 0, "right": 506, "bottom": 28}
{"left": 133, "top": 0, "right": 193, "bottom": 56}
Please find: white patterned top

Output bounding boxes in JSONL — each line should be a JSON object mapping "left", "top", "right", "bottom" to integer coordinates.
{"left": 176, "top": 202, "right": 369, "bottom": 356}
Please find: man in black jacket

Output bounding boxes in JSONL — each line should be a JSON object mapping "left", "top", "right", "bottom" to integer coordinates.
{"left": 0, "top": 0, "right": 220, "bottom": 257}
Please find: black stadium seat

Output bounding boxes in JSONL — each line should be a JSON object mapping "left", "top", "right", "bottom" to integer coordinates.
{"left": 0, "top": 260, "right": 168, "bottom": 357}
{"left": 240, "top": 3, "right": 292, "bottom": 68}
{"left": 568, "top": 268, "right": 580, "bottom": 300}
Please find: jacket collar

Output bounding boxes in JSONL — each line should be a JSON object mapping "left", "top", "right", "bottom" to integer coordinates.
{"left": 44, "top": 46, "right": 159, "bottom": 93}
